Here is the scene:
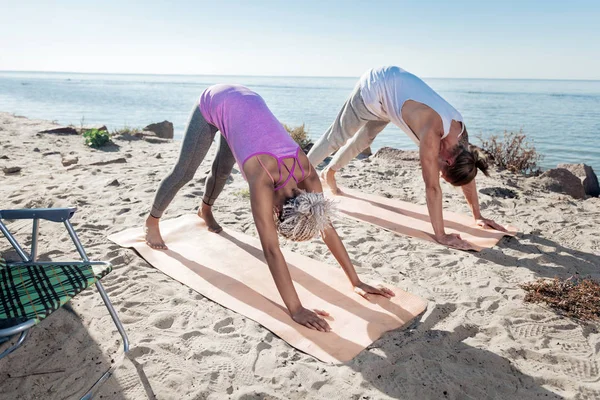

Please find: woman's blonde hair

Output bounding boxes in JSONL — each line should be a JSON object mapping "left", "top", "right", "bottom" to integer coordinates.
{"left": 276, "top": 191, "right": 336, "bottom": 242}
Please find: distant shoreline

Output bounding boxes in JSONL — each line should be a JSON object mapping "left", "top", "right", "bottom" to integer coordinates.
{"left": 2, "top": 74, "right": 599, "bottom": 172}
{"left": 1, "top": 70, "right": 599, "bottom": 82}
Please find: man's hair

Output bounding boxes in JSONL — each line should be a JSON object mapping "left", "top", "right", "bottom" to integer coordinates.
{"left": 444, "top": 144, "right": 490, "bottom": 186}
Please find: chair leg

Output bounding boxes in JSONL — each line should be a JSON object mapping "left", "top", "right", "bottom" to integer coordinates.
{"left": 95, "top": 281, "right": 130, "bottom": 353}
{"left": 79, "top": 282, "right": 131, "bottom": 400}
{"left": 80, "top": 368, "right": 114, "bottom": 400}
{"left": 0, "top": 330, "right": 30, "bottom": 360}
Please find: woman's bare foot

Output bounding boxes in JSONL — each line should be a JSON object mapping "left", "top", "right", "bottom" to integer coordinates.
{"left": 320, "top": 168, "right": 342, "bottom": 195}
{"left": 199, "top": 203, "right": 223, "bottom": 233}
{"left": 145, "top": 215, "right": 168, "bottom": 250}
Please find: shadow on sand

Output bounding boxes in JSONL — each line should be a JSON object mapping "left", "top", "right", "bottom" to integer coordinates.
{"left": 347, "top": 304, "right": 563, "bottom": 399}
{"left": 474, "top": 233, "right": 599, "bottom": 280}
{"left": 0, "top": 302, "right": 131, "bottom": 399}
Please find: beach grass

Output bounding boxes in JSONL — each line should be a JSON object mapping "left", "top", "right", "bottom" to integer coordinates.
{"left": 479, "top": 130, "right": 542, "bottom": 175}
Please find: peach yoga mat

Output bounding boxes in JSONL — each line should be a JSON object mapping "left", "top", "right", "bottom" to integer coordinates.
{"left": 108, "top": 215, "right": 427, "bottom": 363}
{"left": 325, "top": 186, "right": 517, "bottom": 251}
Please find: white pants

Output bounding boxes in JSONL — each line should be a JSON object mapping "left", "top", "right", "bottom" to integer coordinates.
{"left": 308, "top": 84, "right": 389, "bottom": 171}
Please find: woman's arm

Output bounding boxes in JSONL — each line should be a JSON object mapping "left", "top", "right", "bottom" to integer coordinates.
{"left": 300, "top": 167, "right": 394, "bottom": 299}
{"left": 248, "top": 175, "right": 330, "bottom": 331}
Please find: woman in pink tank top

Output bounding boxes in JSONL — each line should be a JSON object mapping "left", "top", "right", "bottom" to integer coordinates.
{"left": 145, "top": 84, "right": 394, "bottom": 331}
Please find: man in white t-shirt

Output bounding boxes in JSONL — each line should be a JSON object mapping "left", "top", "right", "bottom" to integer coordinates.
{"left": 307, "top": 66, "right": 506, "bottom": 250}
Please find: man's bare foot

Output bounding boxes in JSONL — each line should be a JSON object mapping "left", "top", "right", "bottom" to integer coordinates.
{"left": 145, "top": 215, "right": 168, "bottom": 250}
{"left": 320, "top": 168, "right": 342, "bottom": 195}
{"left": 199, "top": 203, "right": 223, "bottom": 233}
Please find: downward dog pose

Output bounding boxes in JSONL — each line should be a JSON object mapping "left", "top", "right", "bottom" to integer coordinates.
{"left": 145, "top": 84, "right": 393, "bottom": 331}
{"left": 308, "top": 66, "right": 507, "bottom": 250}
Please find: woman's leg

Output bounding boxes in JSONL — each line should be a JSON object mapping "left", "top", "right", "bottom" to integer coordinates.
{"left": 307, "top": 83, "right": 379, "bottom": 168}
{"left": 145, "top": 102, "right": 218, "bottom": 248}
{"left": 199, "top": 134, "right": 237, "bottom": 233}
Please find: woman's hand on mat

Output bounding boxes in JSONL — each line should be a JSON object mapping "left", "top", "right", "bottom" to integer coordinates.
{"left": 475, "top": 218, "right": 508, "bottom": 232}
{"left": 354, "top": 282, "right": 395, "bottom": 300}
{"left": 292, "top": 307, "right": 331, "bottom": 332}
{"left": 436, "top": 233, "right": 476, "bottom": 251}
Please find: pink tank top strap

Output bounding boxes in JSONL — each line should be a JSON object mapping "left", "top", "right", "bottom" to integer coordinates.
{"left": 254, "top": 148, "right": 310, "bottom": 191}
{"left": 297, "top": 158, "right": 306, "bottom": 180}
{"left": 256, "top": 156, "right": 276, "bottom": 185}
{"left": 273, "top": 157, "right": 297, "bottom": 191}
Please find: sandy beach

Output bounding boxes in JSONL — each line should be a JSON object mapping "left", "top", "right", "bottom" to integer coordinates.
{"left": 1, "top": 112, "right": 599, "bottom": 399}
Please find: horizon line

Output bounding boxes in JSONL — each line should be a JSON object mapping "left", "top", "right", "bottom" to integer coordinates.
{"left": 1, "top": 69, "right": 599, "bottom": 82}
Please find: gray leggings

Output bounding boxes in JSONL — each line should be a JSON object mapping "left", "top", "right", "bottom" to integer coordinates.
{"left": 150, "top": 101, "right": 236, "bottom": 218}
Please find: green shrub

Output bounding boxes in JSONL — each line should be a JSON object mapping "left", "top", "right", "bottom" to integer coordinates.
{"left": 283, "top": 123, "right": 313, "bottom": 151}
{"left": 233, "top": 188, "right": 250, "bottom": 199}
{"left": 83, "top": 128, "right": 111, "bottom": 148}
{"left": 478, "top": 130, "right": 542, "bottom": 175}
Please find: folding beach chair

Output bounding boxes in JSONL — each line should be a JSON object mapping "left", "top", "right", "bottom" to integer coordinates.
{"left": 0, "top": 207, "right": 129, "bottom": 399}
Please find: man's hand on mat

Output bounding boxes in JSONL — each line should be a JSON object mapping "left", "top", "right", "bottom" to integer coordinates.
{"left": 436, "top": 233, "right": 476, "bottom": 251}
{"left": 354, "top": 282, "right": 395, "bottom": 300}
{"left": 292, "top": 307, "right": 331, "bottom": 332}
{"left": 475, "top": 218, "right": 508, "bottom": 232}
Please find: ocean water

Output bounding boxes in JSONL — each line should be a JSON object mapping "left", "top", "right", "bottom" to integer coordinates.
{"left": 1, "top": 71, "right": 599, "bottom": 172}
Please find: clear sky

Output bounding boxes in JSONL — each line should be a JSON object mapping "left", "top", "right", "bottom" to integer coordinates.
{"left": 1, "top": 0, "right": 599, "bottom": 79}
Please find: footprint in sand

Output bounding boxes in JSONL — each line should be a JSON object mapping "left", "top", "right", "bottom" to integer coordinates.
{"left": 549, "top": 325, "right": 593, "bottom": 356}
{"left": 149, "top": 313, "right": 175, "bottom": 330}
{"left": 213, "top": 316, "right": 235, "bottom": 334}
{"left": 464, "top": 300, "right": 500, "bottom": 325}
{"left": 560, "top": 358, "right": 599, "bottom": 382}
{"left": 235, "top": 391, "right": 283, "bottom": 400}
{"left": 408, "top": 357, "right": 454, "bottom": 387}
{"left": 310, "top": 380, "right": 328, "bottom": 390}
{"left": 252, "top": 341, "right": 277, "bottom": 378}
{"left": 431, "top": 286, "right": 461, "bottom": 302}
{"left": 129, "top": 345, "right": 153, "bottom": 358}
{"left": 509, "top": 321, "right": 552, "bottom": 339}
{"left": 574, "top": 386, "right": 600, "bottom": 400}
{"left": 363, "top": 252, "right": 391, "bottom": 268}
{"left": 181, "top": 330, "right": 203, "bottom": 340}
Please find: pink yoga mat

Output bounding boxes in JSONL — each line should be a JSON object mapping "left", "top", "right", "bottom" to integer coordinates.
{"left": 109, "top": 215, "right": 427, "bottom": 363}
{"left": 326, "top": 186, "right": 517, "bottom": 251}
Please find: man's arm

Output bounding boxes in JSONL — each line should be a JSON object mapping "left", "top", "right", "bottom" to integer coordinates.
{"left": 458, "top": 130, "right": 482, "bottom": 219}
{"left": 420, "top": 128, "right": 447, "bottom": 238}
{"left": 461, "top": 179, "right": 482, "bottom": 219}
{"left": 421, "top": 128, "right": 476, "bottom": 250}
{"left": 459, "top": 130, "right": 507, "bottom": 231}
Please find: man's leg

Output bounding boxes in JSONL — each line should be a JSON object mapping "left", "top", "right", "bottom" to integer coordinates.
{"left": 324, "top": 120, "right": 389, "bottom": 193}
{"left": 307, "top": 84, "right": 379, "bottom": 167}
{"left": 329, "top": 120, "right": 389, "bottom": 171}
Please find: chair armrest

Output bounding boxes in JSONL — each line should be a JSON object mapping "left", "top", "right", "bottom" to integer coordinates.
{"left": 0, "top": 208, "right": 77, "bottom": 222}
